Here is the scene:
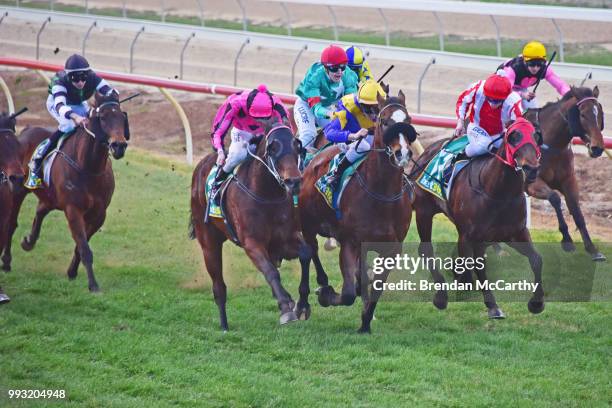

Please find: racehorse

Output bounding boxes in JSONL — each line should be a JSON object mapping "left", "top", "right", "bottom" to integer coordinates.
{"left": 524, "top": 86, "right": 606, "bottom": 261}
{"left": 410, "top": 118, "right": 543, "bottom": 318}
{"left": 2, "top": 93, "right": 129, "bottom": 292}
{"left": 298, "top": 90, "right": 416, "bottom": 333}
{"left": 189, "top": 122, "right": 308, "bottom": 331}
{"left": 0, "top": 109, "right": 28, "bottom": 304}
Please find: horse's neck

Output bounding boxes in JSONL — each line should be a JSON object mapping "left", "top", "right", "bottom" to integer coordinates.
{"left": 539, "top": 100, "right": 574, "bottom": 149}
{"left": 66, "top": 128, "right": 108, "bottom": 174}
{"left": 242, "top": 152, "right": 284, "bottom": 198}
{"left": 361, "top": 144, "right": 403, "bottom": 194}
{"left": 479, "top": 153, "right": 523, "bottom": 199}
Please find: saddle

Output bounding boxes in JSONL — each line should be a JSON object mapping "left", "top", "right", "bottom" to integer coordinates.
{"left": 315, "top": 152, "right": 366, "bottom": 218}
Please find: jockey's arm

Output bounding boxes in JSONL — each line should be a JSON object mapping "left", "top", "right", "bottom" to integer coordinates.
{"left": 544, "top": 67, "right": 571, "bottom": 96}
{"left": 324, "top": 117, "right": 350, "bottom": 143}
{"left": 93, "top": 75, "right": 117, "bottom": 97}
{"left": 455, "top": 82, "right": 478, "bottom": 136}
{"left": 309, "top": 97, "right": 333, "bottom": 120}
{"left": 211, "top": 103, "right": 238, "bottom": 152}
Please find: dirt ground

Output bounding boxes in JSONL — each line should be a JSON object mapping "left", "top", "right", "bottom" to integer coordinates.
{"left": 1, "top": 70, "right": 611, "bottom": 241}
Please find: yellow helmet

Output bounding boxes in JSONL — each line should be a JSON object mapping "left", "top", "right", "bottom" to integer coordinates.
{"left": 357, "top": 80, "right": 386, "bottom": 105}
{"left": 522, "top": 41, "right": 546, "bottom": 61}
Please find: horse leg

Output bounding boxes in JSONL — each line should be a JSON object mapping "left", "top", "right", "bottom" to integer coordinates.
{"left": 526, "top": 178, "right": 574, "bottom": 252}
{"left": 303, "top": 231, "right": 337, "bottom": 308}
{"left": 332, "top": 242, "right": 359, "bottom": 306}
{"left": 473, "top": 243, "right": 504, "bottom": 319}
{"left": 21, "top": 200, "right": 52, "bottom": 252}
{"left": 506, "top": 229, "right": 544, "bottom": 314}
{"left": 416, "top": 208, "right": 448, "bottom": 310}
{"left": 65, "top": 206, "right": 99, "bottom": 292}
{"left": 358, "top": 243, "right": 401, "bottom": 334}
{"left": 456, "top": 235, "right": 474, "bottom": 285}
{"left": 243, "top": 239, "right": 297, "bottom": 325}
{"left": 295, "top": 239, "right": 313, "bottom": 320}
{"left": 561, "top": 176, "right": 605, "bottom": 261}
{"left": 67, "top": 212, "right": 105, "bottom": 280}
{"left": 2, "top": 190, "right": 27, "bottom": 270}
{"left": 200, "top": 230, "right": 229, "bottom": 331}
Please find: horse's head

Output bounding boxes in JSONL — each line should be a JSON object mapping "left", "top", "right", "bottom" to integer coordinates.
{"left": 257, "top": 119, "right": 302, "bottom": 195}
{"left": 502, "top": 118, "right": 541, "bottom": 183}
{"left": 375, "top": 89, "right": 418, "bottom": 167}
{"left": 0, "top": 112, "right": 25, "bottom": 191}
{"left": 566, "top": 86, "right": 605, "bottom": 158}
{"left": 89, "top": 92, "right": 129, "bottom": 159}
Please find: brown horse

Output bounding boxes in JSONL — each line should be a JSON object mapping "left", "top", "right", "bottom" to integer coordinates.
{"left": 189, "top": 123, "right": 308, "bottom": 331}
{"left": 0, "top": 110, "right": 27, "bottom": 269}
{"left": 524, "top": 86, "right": 606, "bottom": 261}
{"left": 411, "top": 118, "right": 543, "bottom": 318}
{"left": 0, "top": 109, "right": 28, "bottom": 304}
{"left": 298, "top": 90, "right": 416, "bottom": 333}
{"left": 2, "top": 93, "right": 129, "bottom": 292}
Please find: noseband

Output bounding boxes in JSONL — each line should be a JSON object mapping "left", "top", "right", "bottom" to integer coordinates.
{"left": 246, "top": 125, "right": 295, "bottom": 189}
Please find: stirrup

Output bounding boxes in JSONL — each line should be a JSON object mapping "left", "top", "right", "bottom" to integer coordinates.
{"left": 24, "top": 170, "right": 42, "bottom": 190}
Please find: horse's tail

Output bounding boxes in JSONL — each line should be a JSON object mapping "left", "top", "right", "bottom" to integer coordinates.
{"left": 188, "top": 207, "right": 196, "bottom": 240}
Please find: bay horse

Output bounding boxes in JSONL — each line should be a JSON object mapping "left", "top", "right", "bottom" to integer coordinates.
{"left": 298, "top": 90, "right": 416, "bottom": 333}
{"left": 0, "top": 109, "right": 28, "bottom": 304}
{"left": 0, "top": 110, "right": 27, "bottom": 270}
{"left": 524, "top": 86, "right": 606, "bottom": 261}
{"left": 2, "top": 92, "right": 129, "bottom": 292}
{"left": 189, "top": 123, "right": 308, "bottom": 331}
{"left": 411, "top": 118, "right": 543, "bottom": 318}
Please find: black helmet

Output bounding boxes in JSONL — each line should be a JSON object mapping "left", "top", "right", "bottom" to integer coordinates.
{"left": 65, "top": 54, "right": 90, "bottom": 73}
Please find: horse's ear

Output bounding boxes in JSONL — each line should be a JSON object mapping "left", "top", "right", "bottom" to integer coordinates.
{"left": 593, "top": 85, "right": 599, "bottom": 98}
{"left": 398, "top": 89, "right": 406, "bottom": 106}
{"left": 377, "top": 92, "right": 386, "bottom": 108}
{"left": 380, "top": 81, "right": 390, "bottom": 94}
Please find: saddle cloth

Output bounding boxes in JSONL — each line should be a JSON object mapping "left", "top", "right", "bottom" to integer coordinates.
{"left": 315, "top": 152, "right": 366, "bottom": 218}
{"left": 416, "top": 135, "right": 470, "bottom": 201}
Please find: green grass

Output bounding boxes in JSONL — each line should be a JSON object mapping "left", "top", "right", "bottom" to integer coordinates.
{"left": 4, "top": 0, "right": 611, "bottom": 66}
{"left": 0, "top": 149, "right": 610, "bottom": 406}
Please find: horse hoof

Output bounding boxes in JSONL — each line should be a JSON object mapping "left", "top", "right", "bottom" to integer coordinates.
{"left": 89, "top": 285, "right": 100, "bottom": 293}
{"left": 0, "top": 293, "right": 10, "bottom": 304}
{"left": 1, "top": 263, "right": 10, "bottom": 272}
{"left": 294, "top": 303, "right": 311, "bottom": 321}
{"left": 323, "top": 238, "right": 338, "bottom": 251}
{"left": 21, "top": 237, "right": 34, "bottom": 252}
{"left": 316, "top": 286, "right": 336, "bottom": 307}
{"left": 528, "top": 300, "right": 545, "bottom": 314}
{"left": 488, "top": 308, "right": 506, "bottom": 319}
{"left": 68, "top": 273, "right": 77, "bottom": 280}
{"left": 357, "top": 326, "right": 371, "bottom": 334}
{"left": 433, "top": 290, "right": 448, "bottom": 310}
{"left": 592, "top": 252, "right": 607, "bottom": 262}
{"left": 561, "top": 241, "right": 576, "bottom": 252}
{"left": 279, "top": 311, "right": 298, "bottom": 325}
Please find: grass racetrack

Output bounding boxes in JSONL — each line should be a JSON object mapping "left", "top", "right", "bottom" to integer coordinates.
{"left": 1, "top": 150, "right": 610, "bottom": 407}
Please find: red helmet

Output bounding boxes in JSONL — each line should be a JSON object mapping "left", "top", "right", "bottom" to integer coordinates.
{"left": 483, "top": 74, "right": 512, "bottom": 100}
{"left": 321, "top": 45, "right": 348, "bottom": 67}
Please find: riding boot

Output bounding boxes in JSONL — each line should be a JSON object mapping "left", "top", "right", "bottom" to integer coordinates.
{"left": 443, "top": 152, "right": 469, "bottom": 182}
{"left": 210, "top": 168, "right": 230, "bottom": 206}
{"left": 25, "top": 129, "right": 62, "bottom": 189}
{"left": 325, "top": 156, "right": 352, "bottom": 191}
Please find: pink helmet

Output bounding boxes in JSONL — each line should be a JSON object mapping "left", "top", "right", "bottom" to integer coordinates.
{"left": 247, "top": 84, "right": 274, "bottom": 118}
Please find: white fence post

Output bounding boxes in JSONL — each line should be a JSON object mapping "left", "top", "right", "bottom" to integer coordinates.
{"left": 130, "top": 27, "right": 145, "bottom": 73}
{"left": 433, "top": 12, "right": 444, "bottom": 52}
{"left": 234, "top": 38, "right": 250, "bottom": 86}
{"left": 378, "top": 8, "right": 390, "bottom": 47}
{"left": 180, "top": 32, "right": 196, "bottom": 80}
{"left": 551, "top": 19, "right": 565, "bottom": 62}
{"left": 328, "top": 6, "right": 338, "bottom": 41}
{"left": 280, "top": 2, "right": 292, "bottom": 36}
{"left": 291, "top": 44, "right": 308, "bottom": 92}
{"left": 82, "top": 21, "right": 97, "bottom": 57}
{"left": 236, "top": 0, "right": 247, "bottom": 31}
{"left": 489, "top": 15, "right": 502, "bottom": 57}
{"left": 36, "top": 17, "right": 51, "bottom": 61}
{"left": 417, "top": 57, "right": 436, "bottom": 113}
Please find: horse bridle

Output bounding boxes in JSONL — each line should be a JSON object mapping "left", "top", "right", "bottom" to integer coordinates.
{"left": 246, "top": 125, "right": 296, "bottom": 189}
{"left": 0, "top": 128, "right": 17, "bottom": 184}
{"left": 365, "top": 102, "right": 414, "bottom": 169}
{"left": 558, "top": 95, "right": 601, "bottom": 149}
{"left": 83, "top": 100, "right": 122, "bottom": 143}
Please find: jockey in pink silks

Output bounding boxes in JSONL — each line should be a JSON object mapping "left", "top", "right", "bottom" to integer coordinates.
{"left": 209, "top": 84, "right": 289, "bottom": 202}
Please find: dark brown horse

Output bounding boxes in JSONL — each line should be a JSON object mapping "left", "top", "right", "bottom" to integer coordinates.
{"left": 2, "top": 93, "right": 128, "bottom": 292}
{"left": 411, "top": 118, "right": 543, "bottom": 318}
{"left": 0, "top": 109, "right": 28, "bottom": 304}
{"left": 189, "top": 123, "right": 308, "bottom": 331}
{"left": 524, "top": 86, "right": 606, "bottom": 261}
{"left": 298, "top": 90, "right": 416, "bottom": 333}
{"left": 0, "top": 110, "right": 27, "bottom": 270}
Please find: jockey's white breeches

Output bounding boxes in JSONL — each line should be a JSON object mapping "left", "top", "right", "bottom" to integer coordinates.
{"left": 222, "top": 127, "right": 256, "bottom": 173}
{"left": 465, "top": 123, "right": 503, "bottom": 157}
{"left": 46, "top": 95, "right": 89, "bottom": 133}
{"left": 294, "top": 98, "right": 332, "bottom": 149}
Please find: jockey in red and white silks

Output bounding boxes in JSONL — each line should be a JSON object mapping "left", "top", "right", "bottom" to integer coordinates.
{"left": 455, "top": 74, "right": 523, "bottom": 157}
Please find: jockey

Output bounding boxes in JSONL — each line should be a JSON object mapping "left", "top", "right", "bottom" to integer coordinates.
{"left": 497, "top": 41, "right": 570, "bottom": 110}
{"left": 346, "top": 46, "right": 373, "bottom": 83}
{"left": 209, "top": 84, "right": 288, "bottom": 202}
{"left": 322, "top": 79, "right": 385, "bottom": 189}
{"left": 294, "top": 45, "right": 359, "bottom": 154}
{"left": 25, "top": 54, "right": 117, "bottom": 189}
{"left": 455, "top": 74, "right": 523, "bottom": 158}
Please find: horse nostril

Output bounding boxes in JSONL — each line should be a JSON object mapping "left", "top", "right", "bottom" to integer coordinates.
{"left": 590, "top": 146, "right": 603, "bottom": 158}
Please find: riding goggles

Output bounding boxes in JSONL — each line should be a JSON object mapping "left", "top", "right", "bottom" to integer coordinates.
{"left": 486, "top": 97, "right": 505, "bottom": 105}
{"left": 526, "top": 59, "right": 545, "bottom": 68}
{"left": 326, "top": 64, "right": 346, "bottom": 73}
{"left": 68, "top": 71, "right": 89, "bottom": 82}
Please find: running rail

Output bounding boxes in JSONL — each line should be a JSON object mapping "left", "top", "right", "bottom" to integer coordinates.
{"left": 0, "top": 57, "right": 610, "bottom": 162}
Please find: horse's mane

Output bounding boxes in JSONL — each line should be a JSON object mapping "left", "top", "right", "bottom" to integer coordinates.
{"left": 540, "top": 86, "right": 594, "bottom": 110}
